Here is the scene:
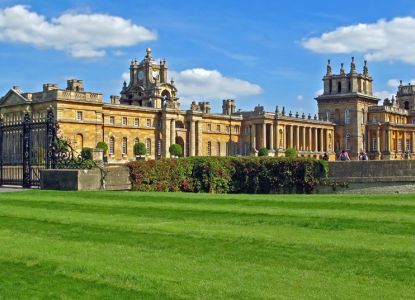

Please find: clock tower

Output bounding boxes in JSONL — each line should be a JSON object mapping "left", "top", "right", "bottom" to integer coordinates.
{"left": 120, "top": 48, "right": 179, "bottom": 109}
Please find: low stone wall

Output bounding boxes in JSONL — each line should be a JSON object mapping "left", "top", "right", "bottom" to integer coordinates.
{"left": 40, "top": 166, "right": 131, "bottom": 191}
{"left": 320, "top": 160, "right": 415, "bottom": 194}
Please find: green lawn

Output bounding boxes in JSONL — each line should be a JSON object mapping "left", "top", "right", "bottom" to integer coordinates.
{"left": 0, "top": 191, "right": 414, "bottom": 299}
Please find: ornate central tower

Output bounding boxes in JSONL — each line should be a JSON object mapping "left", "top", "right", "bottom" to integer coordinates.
{"left": 120, "top": 48, "right": 179, "bottom": 109}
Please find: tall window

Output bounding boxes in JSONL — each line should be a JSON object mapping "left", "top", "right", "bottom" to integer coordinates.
{"left": 372, "top": 137, "right": 377, "bottom": 151}
{"left": 146, "top": 119, "right": 151, "bottom": 127}
{"left": 207, "top": 142, "right": 212, "bottom": 156}
{"left": 397, "top": 140, "right": 402, "bottom": 152}
{"left": 207, "top": 124, "right": 212, "bottom": 132}
{"left": 134, "top": 118, "right": 139, "bottom": 127}
{"left": 146, "top": 138, "right": 151, "bottom": 155}
{"left": 225, "top": 126, "right": 230, "bottom": 133}
{"left": 122, "top": 117, "right": 127, "bottom": 125}
{"left": 134, "top": 138, "right": 139, "bottom": 144}
{"left": 243, "top": 126, "right": 249, "bottom": 135}
{"left": 216, "top": 142, "right": 221, "bottom": 156}
{"left": 157, "top": 139, "right": 162, "bottom": 157}
{"left": 109, "top": 137, "right": 115, "bottom": 155}
{"left": 216, "top": 125, "right": 221, "bottom": 132}
{"left": 345, "top": 133, "right": 351, "bottom": 151}
{"left": 76, "top": 111, "right": 83, "bottom": 121}
{"left": 122, "top": 137, "right": 127, "bottom": 155}
{"left": 406, "top": 140, "right": 410, "bottom": 151}
{"left": 344, "top": 109, "right": 350, "bottom": 125}
{"left": 110, "top": 116, "right": 115, "bottom": 125}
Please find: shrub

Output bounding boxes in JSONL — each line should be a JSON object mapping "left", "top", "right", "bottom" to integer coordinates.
{"left": 127, "top": 157, "right": 328, "bottom": 194}
{"left": 96, "top": 141, "right": 108, "bottom": 155}
{"left": 169, "top": 144, "right": 183, "bottom": 157}
{"left": 285, "top": 148, "right": 298, "bottom": 158}
{"left": 81, "top": 147, "right": 93, "bottom": 160}
{"left": 134, "top": 142, "right": 146, "bottom": 156}
{"left": 258, "top": 147, "right": 269, "bottom": 157}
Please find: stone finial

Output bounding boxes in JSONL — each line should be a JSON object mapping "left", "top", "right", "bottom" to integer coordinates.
{"left": 400, "top": 80, "right": 403, "bottom": 86}
{"left": 146, "top": 48, "right": 152, "bottom": 58}
{"left": 171, "top": 78, "right": 175, "bottom": 85}
{"left": 275, "top": 105, "right": 279, "bottom": 113}
{"left": 302, "top": 112, "right": 305, "bottom": 119}
{"left": 289, "top": 111, "right": 292, "bottom": 117}
{"left": 295, "top": 112, "right": 299, "bottom": 118}
{"left": 123, "top": 81, "right": 127, "bottom": 89}
{"left": 326, "top": 59, "right": 332, "bottom": 75}
{"left": 340, "top": 63, "right": 345, "bottom": 75}
{"left": 308, "top": 113, "right": 311, "bottom": 120}
{"left": 314, "top": 114, "right": 317, "bottom": 120}
{"left": 350, "top": 56, "right": 356, "bottom": 74}
{"left": 363, "top": 60, "right": 368, "bottom": 76}
{"left": 282, "top": 106, "right": 285, "bottom": 116}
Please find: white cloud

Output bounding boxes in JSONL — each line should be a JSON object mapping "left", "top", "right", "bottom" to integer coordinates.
{"left": 302, "top": 17, "right": 415, "bottom": 64}
{"left": 387, "top": 79, "right": 401, "bottom": 88}
{"left": 169, "top": 68, "right": 262, "bottom": 103}
{"left": 0, "top": 5, "right": 157, "bottom": 58}
{"left": 314, "top": 89, "right": 324, "bottom": 97}
{"left": 374, "top": 90, "right": 395, "bottom": 100}
{"left": 121, "top": 72, "right": 129, "bottom": 82}
{"left": 296, "top": 95, "right": 304, "bottom": 101}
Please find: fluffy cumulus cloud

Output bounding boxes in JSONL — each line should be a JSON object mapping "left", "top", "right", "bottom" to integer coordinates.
{"left": 302, "top": 17, "right": 415, "bottom": 64}
{"left": 169, "top": 68, "right": 262, "bottom": 103}
{"left": 0, "top": 5, "right": 156, "bottom": 58}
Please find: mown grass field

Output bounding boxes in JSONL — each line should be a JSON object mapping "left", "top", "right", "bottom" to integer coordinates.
{"left": 0, "top": 190, "right": 414, "bottom": 299}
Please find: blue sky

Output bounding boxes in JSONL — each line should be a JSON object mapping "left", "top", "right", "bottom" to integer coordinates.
{"left": 1, "top": 0, "right": 415, "bottom": 114}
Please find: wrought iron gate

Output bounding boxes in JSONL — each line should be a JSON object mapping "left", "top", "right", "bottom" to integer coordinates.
{"left": 0, "top": 110, "right": 56, "bottom": 187}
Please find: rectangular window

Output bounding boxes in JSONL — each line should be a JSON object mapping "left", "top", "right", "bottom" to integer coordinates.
{"left": 122, "top": 138, "right": 127, "bottom": 155}
{"left": 207, "top": 142, "right": 211, "bottom": 156}
{"left": 122, "top": 117, "right": 127, "bottom": 125}
{"left": 406, "top": 140, "right": 410, "bottom": 151}
{"left": 225, "top": 126, "right": 230, "bottom": 133}
{"left": 216, "top": 125, "right": 220, "bottom": 132}
{"left": 76, "top": 111, "right": 83, "bottom": 121}
{"left": 109, "top": 137, "right": 115, "bottom": 155}
{"left": 146, "top": 119, "right": 151, "bottom": 127}
{"left": 207, "top": 124, "right": 211, "bottom": 132}
{"left": 109, "top": 116, "right": 115, "bottom": 125}
{"left": 146, "top": 139, "right": 151, "bottom": 155}
{"left": 397, "top": 140, "right": 402, "bottom": 151}
{"left": 134, "top": 118, "right": 139, "bottom": 127}
{"left": 216, "top": 142, "right": 221, "bottom": 156}
{"left": 372, "top": 137, "right": 377, "bottom": 151}
{"left": 243, "top": 126, "right": 249, "bottom": 135}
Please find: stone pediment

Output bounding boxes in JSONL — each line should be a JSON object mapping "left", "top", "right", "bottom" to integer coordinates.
{"left": 0, "top": 89, "right": 29, "bottom": 106}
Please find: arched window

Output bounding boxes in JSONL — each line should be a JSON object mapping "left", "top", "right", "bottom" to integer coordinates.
{"left": 122, "top": 137, "right": 127, "bottom": 155}
{"left": 146, "top": 138, "right": 151, "bottom": 155}
{"left": 345, "top": 133, "right": 351, "bottom": 151}
{"left": 216, "top": 142, "right": 221, "bottom": 156}
{"left": 405, "top": 101, "right": 410, "bottom": 110}
{"left": 344, "top": 109, "right": 350, "bottom": 125}
{"left": 207, "top": 141, "right": 212, "bottom": 156}
{"left": 109, "top": 137, "right": 115, "bottom": 155}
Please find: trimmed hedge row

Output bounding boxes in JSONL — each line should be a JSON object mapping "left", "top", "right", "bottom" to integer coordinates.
{"left": 127, "top": 157, "right": 328, "bottom": 194}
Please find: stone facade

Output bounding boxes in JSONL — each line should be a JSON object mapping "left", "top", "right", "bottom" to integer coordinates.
{"left": 13, "top": 50, "right": 413, "bottom": 162}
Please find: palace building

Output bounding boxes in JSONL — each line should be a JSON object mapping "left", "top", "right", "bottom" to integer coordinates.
{"left": 0, "top": 49, "right": 414, "bottom": 161}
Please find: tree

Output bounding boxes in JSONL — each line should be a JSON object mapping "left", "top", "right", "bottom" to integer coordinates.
{"left": 96, "top": 141, "right": 108, "bottom": 155}
{"left": 285, "top": 148, "right": 298, "bottom": 158}
{"left": 134, "top": 142, "right": 146, "bottom": 157}
{"left": 258, "top": 147, "right": 269, "bottom": 157}
{"left": 169, "top": 144, "right": 183, "bottom": 157}
{"left": 81, "top": 147, "right": 94, "bottom": 160}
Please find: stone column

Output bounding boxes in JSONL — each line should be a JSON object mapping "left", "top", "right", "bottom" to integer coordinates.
{"left": 190, "top": 120, "right": 196, "bottom": 157}
{"left": 269, "top": 123, "right": 274, "bottom": 151}
{"left": 289, "top": 125, "right": 293, "bottom": 149}
{"left": 162, "top": 118, "right": 171, "bottom": 158}
{"left": 385, "top": 129, "right": 390, "bottom": 153}
{"left": 251, "top": 124, "right": 256, "bottom": 151}
{"left": 314, "top": 128, "right": 318, "bottom": 152}
{"left": 320, "top": 128, "right": 324, "bottom": 152}
{"left": 302, "top": 127, "right": 306, "bottom": 151}
{"left": 308, "top": 127, "right": 312, "bottom": 152}
{"left": 170, "top": 120, "right": 175, "bottom": 146}
{"left": 376, "top": 128, "right": 380, "bottom": 152}
{"left": 197, "top": 121, "right": 203, "bottom": 156}
{"left": 262, "top": 123, "right": 267, "bottom": 148}
{"left": 296, "top": 126, "right": 300, "bottom": 150}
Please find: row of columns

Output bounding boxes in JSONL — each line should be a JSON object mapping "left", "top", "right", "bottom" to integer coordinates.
{"left": 250, "top": 123, "right": 332, "bottom": 153}
{"left": 371, "top": 128, "right": 415, "bottom": 153}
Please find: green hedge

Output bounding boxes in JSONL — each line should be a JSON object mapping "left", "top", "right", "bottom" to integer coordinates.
{"left": 127, "top": 157, "right": 328, "bottom": 194}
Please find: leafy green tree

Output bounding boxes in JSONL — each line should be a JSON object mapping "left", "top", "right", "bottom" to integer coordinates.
{"left": 96, "top": 141, "right": 108, "bottom": 155}
{"left": 81, "top": 147, "right": 94, "bottom": 160}
{"left": 258, "top": 147, "right": 269, "bottom": 157}
{"left": 134, "top": 142, "right": 146, "bottom": 157}
{"left": 169, "top": 144, "right": 183, "bottom": 157}
{"left": 285, "top": 148, "right": 298, "bottom": 158}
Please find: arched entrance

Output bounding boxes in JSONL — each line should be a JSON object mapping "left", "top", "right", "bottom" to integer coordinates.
{"left": 175, "top": 136, "right": 185, "bottom": 157}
